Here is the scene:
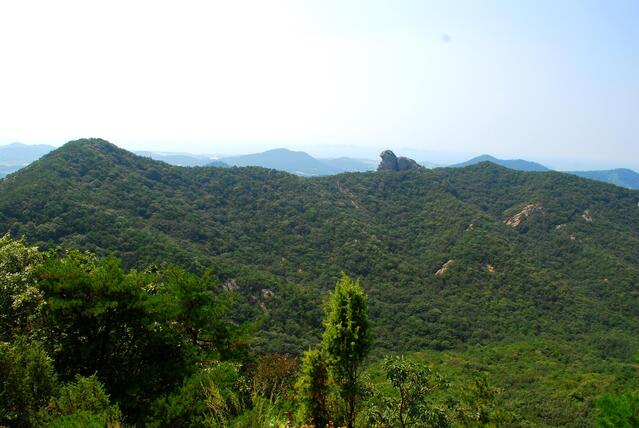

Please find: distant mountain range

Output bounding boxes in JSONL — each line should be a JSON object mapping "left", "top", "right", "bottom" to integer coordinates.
{"left": 568, "top": 169, "right": 639, "bottom": 190}
{"left": 0, "top": 142, "right": 56, "bottom": 177}
{"left": 134, "top": 151, "right": 217, "bottom": 167}
{"left": 1, "top": 143, "right": 637, "bottom": 189}
{"left": 217, "top": 148, "right": 374, "bottom": 176}
{"left": 0, "top": 142, "right": 56, "bottom": 163}
{"left": 451, "top": 154, "right": 550, "bottom": 172}
{"left": 450, "top": 154, "right": 639, "bottom": 189}
{"left": 318, "top": 156, "right": 377, "bottom": 172}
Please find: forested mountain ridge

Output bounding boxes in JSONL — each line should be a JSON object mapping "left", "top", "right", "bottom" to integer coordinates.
{"left": 0, "top": 140, "right": 639, "bottom": 349}
{"left": 2, "top": 138, "right": 638, "bottom": 357}
{"left": 2, "top": 138, "right": 639, "bottom": 425}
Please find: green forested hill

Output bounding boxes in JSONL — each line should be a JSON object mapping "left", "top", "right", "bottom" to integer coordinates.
{"left": 2, "top": 138, "right": 639, "bottom": 425}
{"left": 1, "top": 138, "right": 639, "bottom": 357}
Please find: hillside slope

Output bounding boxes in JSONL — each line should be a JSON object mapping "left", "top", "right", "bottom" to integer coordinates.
{"left": 1, "top": 139, "right": 639, "bottom": 356}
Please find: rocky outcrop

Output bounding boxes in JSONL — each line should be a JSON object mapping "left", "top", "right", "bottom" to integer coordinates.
{"left": 505, "top": 204, "right": 544, "bottom": 228}
{"left": 378, "top": 150, "right": 398, "bottom": 171}
{"left": 222, "top": 279, "right": 239, "bottom": 292}
{"left": 435, "top": 259, "right": 455, "bottom": 276}
{"left": 397, "top": 156, "right": 421, "bottom": 170}
{"left": 377, "top": 150, "right": 422, "bottom": 172}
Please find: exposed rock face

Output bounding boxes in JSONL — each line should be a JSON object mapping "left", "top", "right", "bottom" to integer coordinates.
{"left": 397, "top": 156, "right": 421, "bottom": 170}
{"left": 378, "top": 150, "right": 398, "bottom": 171}
{"left": 377, "top": 150, "right": 422, "bottom": 171}
{"left": 505, "top": 203, "right": 544, "bottom": 228}
{"left": 222, "top": 279, "right": 238, "bottom": 292}
{"left": 435, "top": 259, "right": 455, "bottom": 276}
{"left": 582, "top": 209, "right": 593, "bottom": 222}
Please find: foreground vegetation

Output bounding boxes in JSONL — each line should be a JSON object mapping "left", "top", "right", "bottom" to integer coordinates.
{"left": 2, "top": 236, "right": 638, "bottom": 427}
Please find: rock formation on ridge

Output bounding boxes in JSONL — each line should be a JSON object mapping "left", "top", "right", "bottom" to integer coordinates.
{"left": 377, "top": 150, "right": 422, "bottom": 171}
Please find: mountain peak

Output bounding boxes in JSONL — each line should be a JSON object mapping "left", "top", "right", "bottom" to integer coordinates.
{"left": 62, "top": 138, "right": 118, "bottom": 151}
{"left": 19, "top": 138, "right": 160, "bottom": 179}
{"left": 453, "top": 155, "right": 550, "bottom": 172}
{"left": 262, "top": 148, "right": 306, "bottom": 155}
{"left": 48, "top": 138, "right": 137, "bottom": 163}
{"left": 474, "top": 154, "right": 499, "bottom": 162}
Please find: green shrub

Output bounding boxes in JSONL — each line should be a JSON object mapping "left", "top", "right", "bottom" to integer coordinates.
{"left": 35, "top": 374, "right": 121, "bottom": 427}
{"left": 0, "top": 339, "right": 57, "bottom": 426}
{"left": 148, "top": 362, "right": 242, "bottom": 427}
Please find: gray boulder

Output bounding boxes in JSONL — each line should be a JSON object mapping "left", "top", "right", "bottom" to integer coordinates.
{"left": 378, "top": 150, "right": 398, "bottom": 171}
{"left": 377, "top": 150, "right": 422, "bottom": 171}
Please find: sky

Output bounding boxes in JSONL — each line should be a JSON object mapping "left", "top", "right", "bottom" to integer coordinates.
{"left": 0, "top": 0, "right": 637, "bottom": 169}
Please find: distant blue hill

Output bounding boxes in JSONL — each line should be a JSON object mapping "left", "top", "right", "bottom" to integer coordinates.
{"left": 318, "top": 157, "right": 375, "bottom": 172}
{"left": 451, "top": 154, "right": 550, "bottom": 172}
{"left": 219, "top": 148, "right": 373, "bottom": 176}
{"left": 134, "top": 151, "right": 218, "bottom": 167}
{"left": 0, "top": 142, "right": 55, "bottom": 164}
{"left": 0, "top": 166, "right": 16, "bottom": 178}
{"left": 567, "top": 169, "right": 639, "bottom": 190}
{"left": 451, "top": 154, "right": 639, "bottom": 189}
{"left": 0, "top": 142, "right": 56, "bottom": 177}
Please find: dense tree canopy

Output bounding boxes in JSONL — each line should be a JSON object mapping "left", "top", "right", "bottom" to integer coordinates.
{"left": 1, "top": 139, "right": 638, "bottom": 426}
{"left": 1, "top": 139, "right": 637, "bottom": 356}
{"left": 0, "top": 236, "right": 248, "bottom": 426}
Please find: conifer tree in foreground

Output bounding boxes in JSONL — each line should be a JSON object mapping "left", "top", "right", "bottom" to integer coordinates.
{"left": 321, "top": 274, "right": 371, "bottom": 428}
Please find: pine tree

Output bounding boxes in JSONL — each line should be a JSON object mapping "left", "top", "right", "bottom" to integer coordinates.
{"left": 322, "top": 274, "right": 371, "bottom": 428}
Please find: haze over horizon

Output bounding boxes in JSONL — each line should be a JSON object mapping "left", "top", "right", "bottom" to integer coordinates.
{"left": 1, "top": 0, "right": 637, "bottom": 170}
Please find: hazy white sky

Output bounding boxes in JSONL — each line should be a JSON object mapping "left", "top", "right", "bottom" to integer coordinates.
{"left": 0, "top": 0, "right": 637, "bottom": 169}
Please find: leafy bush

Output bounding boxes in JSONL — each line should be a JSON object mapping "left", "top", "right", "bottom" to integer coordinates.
{"left": 365, "top": 356, "right": 448, "bottom": 428}
{"left": 148, "top": 362, "right": 242, "bottom": 427}
{"left": 35, "top": 374, "right": 120, "bottom": 427}
{"left": 0, "top": 339, "right": 57, "bottom": 426}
